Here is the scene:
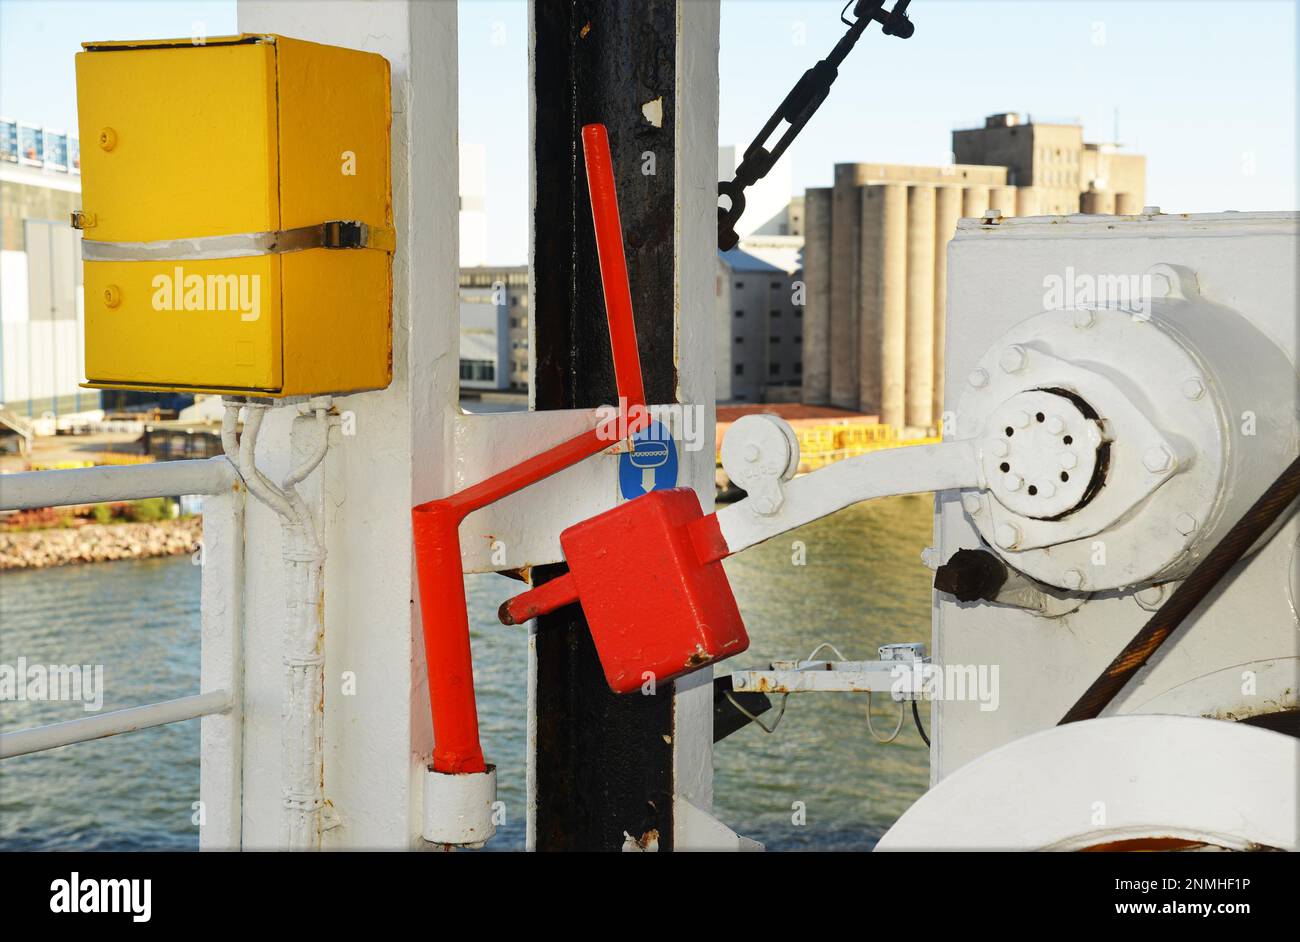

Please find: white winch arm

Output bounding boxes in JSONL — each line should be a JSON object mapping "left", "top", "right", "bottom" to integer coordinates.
{"left": 714, "top": 440, "right": 981, "bottom": 556}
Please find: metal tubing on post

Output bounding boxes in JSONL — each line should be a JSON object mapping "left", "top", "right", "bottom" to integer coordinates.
{"left": 226, "top": 401, "right": 332, "bottom": 850}
{"left": 413, "top": 124, "right": 646, "bottom": 777}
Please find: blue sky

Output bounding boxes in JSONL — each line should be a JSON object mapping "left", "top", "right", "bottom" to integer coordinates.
{"left": 3, "top": 0, "right": 1295, "bottom": 264}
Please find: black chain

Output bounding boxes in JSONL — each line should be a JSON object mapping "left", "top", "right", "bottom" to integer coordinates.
{"left": 718, "top": 0, "right": 916, "bottom": 251}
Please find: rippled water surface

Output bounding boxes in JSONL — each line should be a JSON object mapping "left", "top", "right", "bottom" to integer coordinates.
{"left": 1, "top": 556, "right": 202, "bottom": 851}
{"left": 1, "top": 495, "right": 934, "bottom": 851}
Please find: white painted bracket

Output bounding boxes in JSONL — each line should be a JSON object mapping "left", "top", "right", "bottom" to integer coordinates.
{"left": 455, "top": 406, "right": 715, "bottom": 572}
{"left": 716, "top": 439, "right": 980, "bottom": 555}
{"left": 732, "top": 659, "right": 929, "bottom": 698}
{"left": 672, "top": 797, "right": 764, "bottom": 851}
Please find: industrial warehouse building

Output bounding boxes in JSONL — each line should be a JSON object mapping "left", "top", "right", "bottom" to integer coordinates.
{"left": 801, "top": 113, "right": 1146, "bottom": 431}
{"left": 715, "top": 246, "right": 802, "bottom": 403}
{"left": 1, "top": 121, "right": 99, "bottom": 427}
{"left": 458, "top": 265, "right": 530, "bottom": 392}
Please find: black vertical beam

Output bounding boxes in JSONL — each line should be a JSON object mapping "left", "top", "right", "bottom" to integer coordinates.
{"left": 531, "top": 0, "right": 678, "bottom": 851}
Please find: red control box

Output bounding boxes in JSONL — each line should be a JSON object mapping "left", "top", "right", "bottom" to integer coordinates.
{"left": 556, "top": 487, "right": 748, "bottom": 693}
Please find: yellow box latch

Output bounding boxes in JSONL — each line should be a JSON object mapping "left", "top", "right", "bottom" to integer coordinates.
{"left": 75, "top": 34, "right": 393, "bottom": 396}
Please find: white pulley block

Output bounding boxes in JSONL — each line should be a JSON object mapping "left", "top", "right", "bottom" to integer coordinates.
{"left": 720, "top": 413, "right": 800, "bottom": 514}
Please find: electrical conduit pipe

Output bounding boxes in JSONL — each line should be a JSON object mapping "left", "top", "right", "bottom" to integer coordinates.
{"left": 223, "top": 399, "right": 334, "bottom": 849}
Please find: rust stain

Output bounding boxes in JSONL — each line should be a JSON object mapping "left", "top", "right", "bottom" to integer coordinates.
{"left": 1080, "top": 836, "right": 1209, "bottom": 852}
{"left": 684, "top": 645, "right": 711, "bottom": 668}
{"left": 1082, "top": 836, "right": 1285, "bottom": 853}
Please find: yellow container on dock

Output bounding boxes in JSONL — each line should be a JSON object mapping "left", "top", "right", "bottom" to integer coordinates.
{"left": 75, "top": 34, "right": 393, "bottom": 396}
{"left": 836, "top": 424, "right": 894, "bottom": 450}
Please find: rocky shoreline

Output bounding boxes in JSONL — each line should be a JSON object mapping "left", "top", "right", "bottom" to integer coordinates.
{"left": 0, "top": 518, "right": 203, "bottom": 570}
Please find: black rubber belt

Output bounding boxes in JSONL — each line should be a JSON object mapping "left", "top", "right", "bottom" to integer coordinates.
{"left": 1059, "top": 454, "right": 1300, "bottom": 725}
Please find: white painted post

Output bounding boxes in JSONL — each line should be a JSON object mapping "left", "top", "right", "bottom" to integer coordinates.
{"left": 235, "top": 0, "right": 458, "bottom": 848}
{"left": 199, "top": 481, "right": 246, "bottom": 850}
{"left": 671, "top": 0, "right": 724, "bottom": 843}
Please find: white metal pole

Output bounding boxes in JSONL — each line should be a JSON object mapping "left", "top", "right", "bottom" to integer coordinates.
{"left": 232, "top": 0, "right": 455, "bottom": 850}
{"left": 199, "top": 478, "right": 246, "bottom": 850}
{"left": 0, "top": 691, "right": 230, "bottom": 759}
{"left": 0, "top": 457, "right": 236, "bottom": 510}
{"left": 671, "top": 0, "right": 726, "bottom": 847}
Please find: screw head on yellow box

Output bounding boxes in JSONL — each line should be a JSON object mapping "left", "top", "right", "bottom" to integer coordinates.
{"left": 103, "top": 285, "right": 121, "bottom": 308}
{"left": 98, "top": 127, "right": 117, "bottom": 151}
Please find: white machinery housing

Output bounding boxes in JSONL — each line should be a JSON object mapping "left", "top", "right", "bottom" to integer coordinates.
{"left": 897, "top": 210, "right": 1299, "bottom": 849}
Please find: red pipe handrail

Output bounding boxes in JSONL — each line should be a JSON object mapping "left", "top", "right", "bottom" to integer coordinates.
{"left": 413, "top": 124, "right": 648, "bottom": 774}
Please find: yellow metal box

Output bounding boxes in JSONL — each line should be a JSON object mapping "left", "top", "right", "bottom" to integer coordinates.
{"left": 75, "top": 34, "right": 393, "bottom": 396}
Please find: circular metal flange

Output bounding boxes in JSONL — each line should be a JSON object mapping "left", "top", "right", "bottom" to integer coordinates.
{"left": 982, "top": 390, "right": 1101, "bottom": 519}
{"left": 956, "top": 304, "right": 1224, "bottom": 590}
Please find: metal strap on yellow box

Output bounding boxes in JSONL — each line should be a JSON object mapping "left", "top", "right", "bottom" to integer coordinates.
{"left": 78, "top": 220, "right": 396, "bottom": 262}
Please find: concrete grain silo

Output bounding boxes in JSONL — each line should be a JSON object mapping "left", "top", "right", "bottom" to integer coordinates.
{"left": 830, "top": 165, "right": 869, "bottom": 409}
{"left": 801, "top": 187, "right": 833, "bottom": 405}
{"left": 1114, "top": 192, "right": 1142, "bottom": 215}
{"left": 989, "top": 185, "right": 1018, "bottom": 218}
{"left": 905, "top": 185, "right": 936, "bottom": 428}
{"left": 796, "top": 116, "right": 1145, "bottom": 429}
{"left": 877, "top": 183, "right": 908, "bottom": 429}
{"left": 932, "top": 186, "right": 964, "bottom": 425}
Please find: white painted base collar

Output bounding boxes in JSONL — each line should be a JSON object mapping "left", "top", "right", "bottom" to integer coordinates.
{"left": 423, "top": 764, "right": 497, "bottom": 848}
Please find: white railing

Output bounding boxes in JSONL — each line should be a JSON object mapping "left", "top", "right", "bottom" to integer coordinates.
{"left": 0, "top": 456, "right": 245, "bottom": 849}
{"left": 0, "top": 458, "right": 232, "bottom": 509}
{"left": 0, "top": 691, "right": 231, "bottom": 758}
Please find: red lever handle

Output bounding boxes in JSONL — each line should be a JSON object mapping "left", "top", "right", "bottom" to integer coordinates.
{"left": 498, "top": 571, "right": 579, "bottom": 626}
{"left": 413, "top": 125, "right": 647, "bottom": 774}
{"left": 583, "top": 124, "right": 645, "bottom": 410}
